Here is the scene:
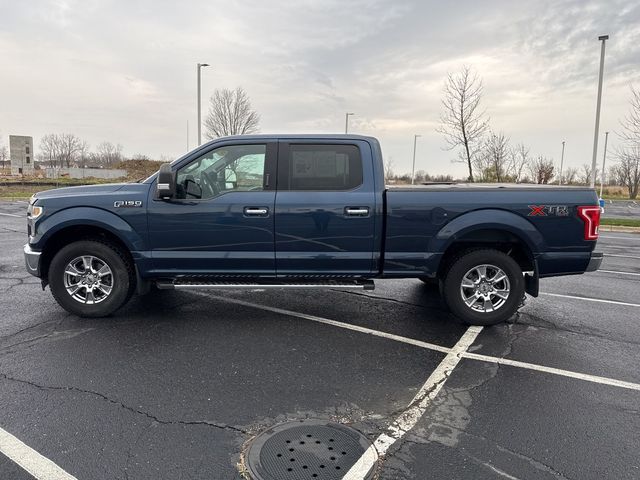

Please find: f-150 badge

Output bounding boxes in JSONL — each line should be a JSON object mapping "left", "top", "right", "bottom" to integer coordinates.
{"left": 528, "top": 205, "right": 569, "bottom": 216}
{"left": 114, "top": 200, "right": 143, "bottom": 208}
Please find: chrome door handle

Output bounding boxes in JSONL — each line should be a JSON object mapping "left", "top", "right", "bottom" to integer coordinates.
{"left": 345, "top": 207, "right": 370, "bottom": 217}
{"left": 244, "top": 207, "right": 269, "bottom": 216}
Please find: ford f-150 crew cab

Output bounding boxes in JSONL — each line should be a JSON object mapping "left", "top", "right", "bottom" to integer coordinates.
{"left": 24, "top": 134, "right": 603, "bottom": 325}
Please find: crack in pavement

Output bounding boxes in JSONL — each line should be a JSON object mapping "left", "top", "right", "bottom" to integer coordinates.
{"left": 0, "top": 372, "right": 249, "bottom": 435}
{"left": 516, "top": 311, "right": 640, "bottom": 347}
{"left": 394, "top": 426, "right": 572, "bottom": 480}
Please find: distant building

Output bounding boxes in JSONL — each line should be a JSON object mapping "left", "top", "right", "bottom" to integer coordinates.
{"left": 10, "top": 135, "right": 34, "bottom": 176}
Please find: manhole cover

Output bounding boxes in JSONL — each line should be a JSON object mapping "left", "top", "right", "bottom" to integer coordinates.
{"left": 245, "top": 419, "right": 376, "bottom": 480}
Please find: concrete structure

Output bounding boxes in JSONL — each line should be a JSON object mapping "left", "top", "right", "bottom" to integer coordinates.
{"left": 9, "top": 135, "right": 34, "bottom": 176}
{"left": 44, "top": 167, "right": 127, "bottom": 180}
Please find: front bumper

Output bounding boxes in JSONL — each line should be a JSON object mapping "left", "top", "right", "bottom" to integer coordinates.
{"left": 585, "top": 251, "right": 603, "bottom": 272}
{"left": 24, "top": 244, "right": 42, "bottom": 277}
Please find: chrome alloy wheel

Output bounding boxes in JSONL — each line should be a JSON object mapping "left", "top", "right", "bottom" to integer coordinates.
{"left": 460, "top": 264, "right": 511, "bottom": 313}
{"left": 63, "top": 255, "right": 113, "bottom": 304}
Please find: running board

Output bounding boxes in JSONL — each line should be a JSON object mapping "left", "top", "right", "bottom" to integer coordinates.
{"left": 155, "top": 277, "right": 375, "bottom": 291}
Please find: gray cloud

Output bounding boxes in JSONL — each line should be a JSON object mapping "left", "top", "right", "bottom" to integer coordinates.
{"left": 1, "top": 0, "right": 637, "bottom": 176}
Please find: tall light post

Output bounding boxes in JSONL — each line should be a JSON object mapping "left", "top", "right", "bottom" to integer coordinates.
{"left": 599, "top": 131, "right": 609, "bottom": 198}
{"left": 197, "top": 62, "right": 210, "bottom": 145}
{"left": 411, "top": 134, "right": 421, "bottom": 185}
{"left": 590, "top": 35, "right": 609, "bottom": 188}
{"left": 345, "top": 112, "right": 355, "bottom": 134}
{"left": 559, "top": 140, "right": 565, "bottom": 184}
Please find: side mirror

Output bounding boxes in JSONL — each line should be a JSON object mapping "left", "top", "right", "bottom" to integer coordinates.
{"left": 157, "top": 163, "right": 175, "bottom": 199}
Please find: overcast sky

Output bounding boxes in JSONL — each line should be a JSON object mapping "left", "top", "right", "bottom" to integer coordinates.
{"left": 1, "top": 0, "right": 639, "bottom": 177}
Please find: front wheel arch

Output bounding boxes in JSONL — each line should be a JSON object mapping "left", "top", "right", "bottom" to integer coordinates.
{"left": 48, "top": 239, "right": 135, "bottom": 317}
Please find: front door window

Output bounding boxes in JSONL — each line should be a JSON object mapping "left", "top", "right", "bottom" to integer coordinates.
{"left": 175, "top": 144, "right": 266, "bottom": 200}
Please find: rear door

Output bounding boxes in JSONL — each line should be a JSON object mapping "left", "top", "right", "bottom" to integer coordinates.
{"left": 274, "top": 140, "right": 376, "bottom": 275}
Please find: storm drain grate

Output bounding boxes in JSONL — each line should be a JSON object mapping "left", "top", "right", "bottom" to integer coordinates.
{"left": 245, "top": 419, "right": 376, "bottom": 480}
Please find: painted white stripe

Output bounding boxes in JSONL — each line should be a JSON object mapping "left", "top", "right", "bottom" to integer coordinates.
{"left": 342, "top": 326, "right": 483, "bottom": 480}
{"left": 192, "top": 292, "right": 452, "bottom": 353}
{"left": 605, "top": 253, "right": 640, "bottom": 260}
{"left": 0, "top": 212, "right": 22, "bottom": 218}
{"left": 463, "top": 352, "right": 640, "bottom": 391}
{"left": 540, "top": 292, "right": 640, "bottom": 308}
{"left": 599, "top": 234, "right": 640, "bottom": 240}
{"left": 0, "top": 426, "right": 77, "bottom": 480}
{"left": 199, "top": 293, "right": 640, "bottom": 392}
{"left": 597, "top": 269, "right": 640, "bottom": 277}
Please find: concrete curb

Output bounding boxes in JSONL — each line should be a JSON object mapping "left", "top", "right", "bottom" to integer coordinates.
{"left": 600, "top": 225, "right": 640, "bottom": 234}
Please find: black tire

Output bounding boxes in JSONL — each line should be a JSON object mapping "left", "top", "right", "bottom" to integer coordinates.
{"left": 49, "top": 239, "right": 135, "bottom": 317}
{"left": 442, "top": 249, "right": 524, "bottom": 326}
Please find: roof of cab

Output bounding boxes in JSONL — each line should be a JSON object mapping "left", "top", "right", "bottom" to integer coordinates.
{"left": 201, "top": 133, "right": 378, "bottom": 143}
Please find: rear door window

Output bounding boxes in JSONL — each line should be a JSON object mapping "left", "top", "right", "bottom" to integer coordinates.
{"left": 281, "top": 144, "right": 363, "bottom": 191}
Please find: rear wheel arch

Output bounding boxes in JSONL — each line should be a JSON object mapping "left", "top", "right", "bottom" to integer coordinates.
{"left": 436, "top": 228, "right": 535, "bottom": 279}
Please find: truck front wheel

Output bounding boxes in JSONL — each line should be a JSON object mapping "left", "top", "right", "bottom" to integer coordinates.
{"left": 49, "top": 240, "right": 135, "bottom": 317}
{"left": 442, "top": 249, "right": 524, "bottom": 326}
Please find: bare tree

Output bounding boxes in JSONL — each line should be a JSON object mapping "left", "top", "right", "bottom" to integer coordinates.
{"left": 474, "top": 131, "right": 509, "bottom": 182}
{"left": 40, "top": 134, "right": 61, "bottom": 168}
{"left": 614, "top": 147, "right": 640, "bottom": 199}
{"left": 383, "top": 157, "right": 396, "bottom": 182}
{"left": 615, "top": 85, "right": 640, "bottom": 199}
{"left": 580, "top": 163, "right": 599, "bottom": 185}
{"left": 204, "top": 87, "right": 260, "bottom": 139}
{"left": 0, "top": 144, "right": 7, "bottom": 170}
{"left": 619, "top": 86, "right": 640, "bottom": 143}
{"left": 528, "top": 156, "right": 555, "bottom": 184}
{"left": 58, "top": 133, "right": 84, "bottom": 168}
{"left": 437, "top": 66, "right": 489, "bottom": 182}
{"left": 508, "top": 142, "right": 530, "bottom": 183}
{"left": 563, "top": 167, "right": 578, "bottom": 185}
{"left": 95, "top": 142, "right": 124, "bottom": 167}
{"left": 78, "top": 140, "right": 90, "bottom": 167}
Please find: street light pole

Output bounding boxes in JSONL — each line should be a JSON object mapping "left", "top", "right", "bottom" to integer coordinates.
{"left": 599, "top": 131, "right": 609, "bottom": 198}
{"left": 411, "top": 134, "right": 421, "bottom": 185}
{"left": 197, "top": 62, "right": 210, "bottom": 145}
{"left": 590, "top": 35, "right": 609, "bottom": 188}
{"left": 345, "top": 112, "right": 355, "bottom": 134}
{"left": 559, "top": 141, "right": 565, "bottom": 185}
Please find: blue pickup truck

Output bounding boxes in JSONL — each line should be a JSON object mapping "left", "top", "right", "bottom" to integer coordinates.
{"left": 24, "top": 135, "right": 602, "bottom": 325}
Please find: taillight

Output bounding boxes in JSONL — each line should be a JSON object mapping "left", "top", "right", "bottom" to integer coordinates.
{"left": 577, "top": 206, "right": 600, "bottom": 240}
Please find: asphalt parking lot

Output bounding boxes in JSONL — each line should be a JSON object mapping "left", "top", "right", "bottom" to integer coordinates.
{"left": 1, "top": 199, "right": 639, "bottom": 480}
{"left": 602, "top": 199, "right": 640, "bottom": 219}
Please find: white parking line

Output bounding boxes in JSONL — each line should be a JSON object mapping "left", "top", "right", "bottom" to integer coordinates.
{"left": 191, "top": 292, "right": 452, "bottom": 353}
{"left": 0, "top": 212, "right": 22, "bottom": 218}
{"left": 0, "top": 426, "right": 77, "bottom": 480}
{"left": 342, "top": 326, "right": 483, "bottom": 480}
{"left": 463, "top": 352, "right": 640, "bottom": 391}
{"left": 200, "top": 293, "right": 640, "bottom": 392}
{"left": 605, "top": 254, "right": 640, "bottom": 260}
{"left": 596, "top": 269, "right": 640, "bottom": 277}
{"left": 540, "top": 292, "right": 640, "bottom": 308}
{"left": 599, "top": 235, "right": 640, "bottom": 240}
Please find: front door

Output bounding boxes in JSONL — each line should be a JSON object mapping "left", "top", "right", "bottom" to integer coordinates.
{"left": 274, "top": 141, "right": 376, "bottom": 276}
{"left": 147, "top": 141, "right": 277, "bottom": 276}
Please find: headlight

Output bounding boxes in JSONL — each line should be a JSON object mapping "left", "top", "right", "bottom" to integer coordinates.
{"left": 31, "top": 206, "right": 44, "bottom": 219}
{"left": 28, "top": 204, "right": 44, "bottom": 220}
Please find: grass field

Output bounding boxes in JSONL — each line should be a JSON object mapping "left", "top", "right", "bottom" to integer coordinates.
{"left": 0, "top": 177, "right": 120, "bottom": 199}
{"left": 600, "top": 217, "right": 640, "bottom": 228}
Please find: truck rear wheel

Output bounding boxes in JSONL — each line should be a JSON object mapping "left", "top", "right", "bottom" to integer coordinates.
{"left": 442, "top": 249, "right": 524, "bottom": 326}
{"left": 49, "top": 240, "right": 135, "bottom": 317}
